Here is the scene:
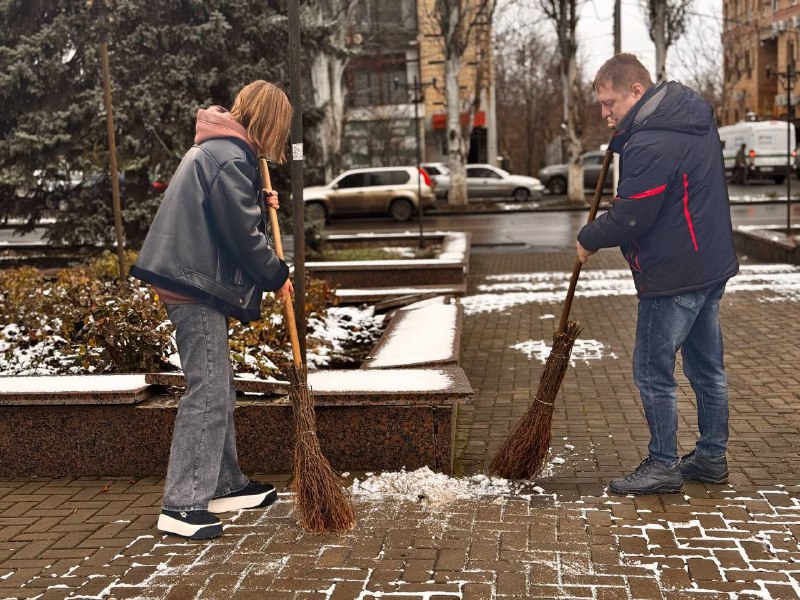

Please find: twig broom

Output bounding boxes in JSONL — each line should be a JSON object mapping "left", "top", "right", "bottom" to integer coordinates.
{"left": 488, "top": 145, "right": 614, "bottom": 480}
{"left": 260, "top": 158, "right": 356, "bottom": 533}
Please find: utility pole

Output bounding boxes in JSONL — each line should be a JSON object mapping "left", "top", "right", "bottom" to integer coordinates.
{"left": 288, "top": 0, "right": 306, "bottom": 359}
{"left": 767, "top": 43, "right": 799, "bottom": 234}
{"left": 395, "top": 75, "right": 437, "bottom": 248}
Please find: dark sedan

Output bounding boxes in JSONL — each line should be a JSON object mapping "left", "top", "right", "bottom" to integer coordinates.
{"left": 537, "top": 151, "right": 614, "bottom": 194}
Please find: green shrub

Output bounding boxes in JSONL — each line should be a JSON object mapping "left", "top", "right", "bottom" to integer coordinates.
{"left": 0, "top": 252, "right": 378, "bottom": 377}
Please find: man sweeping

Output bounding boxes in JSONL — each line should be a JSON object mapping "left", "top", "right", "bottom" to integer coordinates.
{"left": 576, "top": 54, "right": 739, "bottom": 495}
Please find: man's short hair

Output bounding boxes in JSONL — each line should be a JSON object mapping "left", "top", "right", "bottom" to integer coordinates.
{"left": 593, "top": 53, "right": 653, "bottom": 93}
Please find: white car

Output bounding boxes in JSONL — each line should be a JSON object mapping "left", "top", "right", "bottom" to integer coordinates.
{"left": 423, "top": 163, "right": 544, "bottom": 201}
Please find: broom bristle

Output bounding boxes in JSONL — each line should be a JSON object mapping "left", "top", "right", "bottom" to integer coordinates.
{"left": 488, "top": 321, "right": 582, "bottom": 480}
{"left": 288, "top": 364, "right": 356, "bottom": 533}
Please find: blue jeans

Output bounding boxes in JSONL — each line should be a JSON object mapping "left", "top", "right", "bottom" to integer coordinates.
{"left": 163, "top": 304, "right": 249, "bottom": 511}
{"left": 633, "top": 282, "right": 729, "bottom": 465}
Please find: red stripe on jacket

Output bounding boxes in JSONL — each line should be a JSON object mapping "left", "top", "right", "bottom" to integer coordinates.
{"left": 683, "top": 173, "right": 699, "bottom": 251}
{"left": 628, "top": 184, "right": 667, "bottom": 199}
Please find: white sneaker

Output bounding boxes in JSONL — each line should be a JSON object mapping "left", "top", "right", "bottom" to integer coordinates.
{"left": 157, "top": 509, "right": 222, "bottom": 539}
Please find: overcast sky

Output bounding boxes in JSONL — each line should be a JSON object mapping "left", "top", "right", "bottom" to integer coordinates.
{"left": 577, "top": 0, "right": 722, "bottom": 80}
{"left": 497, "top": 0, "right": 724, "bottom": 83}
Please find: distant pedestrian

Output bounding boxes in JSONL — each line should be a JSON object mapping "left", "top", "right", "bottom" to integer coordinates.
{"left": 132, "top": 81, "right": 293, "bottom": 538}
{"left": 732, "top": 143, "right": 747, "bottom": 185}
{"left": 575, "top": 54, "right": 739, "bottom": 495}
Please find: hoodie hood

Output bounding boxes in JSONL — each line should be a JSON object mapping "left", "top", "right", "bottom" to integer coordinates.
{"left": 611, "top": 81, "right": 713, "bottom": 152}
{"left": 194, "top": 106, "right": 257, "bottom": 155}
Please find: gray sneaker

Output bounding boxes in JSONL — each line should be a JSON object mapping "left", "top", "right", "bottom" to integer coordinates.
{"left": 609, "top": 458, "right": 683, "bottom": 495}
{"left": 680, "top": 450, "right": 728, "bottom": 484}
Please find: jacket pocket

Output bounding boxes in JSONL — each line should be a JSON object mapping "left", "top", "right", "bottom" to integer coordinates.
{"left": 178, "top": 266, "right": 254, "bottom": 307}
{"left": 625, "top": 243, "right": 643, "bottom": 273}
{"left": 674, "top": 289, "right": 706, "bottom": 309}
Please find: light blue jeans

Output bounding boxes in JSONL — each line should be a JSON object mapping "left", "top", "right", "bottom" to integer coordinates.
{"left": 163, "top": 304, "right": 249, "bottom": 511}
{"left": 633, "top": 282, "right": 729, "bottom": 465}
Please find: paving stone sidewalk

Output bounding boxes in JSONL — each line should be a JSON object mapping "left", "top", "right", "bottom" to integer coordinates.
{"left": 2, "top": 249, "right": 800, "bottom": 600}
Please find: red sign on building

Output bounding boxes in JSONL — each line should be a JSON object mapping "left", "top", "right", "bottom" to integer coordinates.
{"left": 432, "top": 111, "right": 486, "bottom": 129}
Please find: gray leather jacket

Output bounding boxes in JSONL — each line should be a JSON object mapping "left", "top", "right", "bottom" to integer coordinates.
{"left": 131, "top": 137, "right": 289, "bottom": 322}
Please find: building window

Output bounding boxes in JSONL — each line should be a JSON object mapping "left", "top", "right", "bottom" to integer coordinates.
{"left": 343, "top": 119, "right": 416, "bottom": 167}
{"left": 355, "top": 0, "right": 416, "bottom": 31}
{"left": 771, "top": 0, "right": 778, "bottom": 11}
{"left": 346, "top": 53, "right": 408, "bottom": 107}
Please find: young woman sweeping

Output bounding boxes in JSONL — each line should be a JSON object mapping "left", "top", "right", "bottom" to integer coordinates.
{"left": 132, "top": 81, "right": 293, "bottom": 540}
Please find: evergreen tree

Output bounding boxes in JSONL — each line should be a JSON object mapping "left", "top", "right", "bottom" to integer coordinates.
{"left": 0, "top": 0, "right": 324, "bottom": 247}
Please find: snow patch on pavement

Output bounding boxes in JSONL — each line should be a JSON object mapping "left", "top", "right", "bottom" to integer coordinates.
{"left": 512, "top": 338, "right": 613, "bottom": 366}
{"left": 463, "top": 264, "right": 800, "bottom": 315}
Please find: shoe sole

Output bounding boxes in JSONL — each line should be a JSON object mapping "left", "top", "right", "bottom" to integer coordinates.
{"left": 207, "top": 488, "right": 278, "bottom": 514}
{"left": 608, "top": 483, "right": 683, "bottom": 496}
{"left": 157, "top": 514, "right": 222, "bottom": 540}
{"left": 682, "top": 473, "right": 729, "bottom": 484}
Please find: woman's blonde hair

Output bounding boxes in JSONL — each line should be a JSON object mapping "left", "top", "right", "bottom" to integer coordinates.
{"left": 230, "top": 80, "right": 292, "bottom": 163}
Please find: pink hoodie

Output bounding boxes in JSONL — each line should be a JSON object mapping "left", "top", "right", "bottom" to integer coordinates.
{"left": 194, "top": 105, "right": 257, "bottom": 155}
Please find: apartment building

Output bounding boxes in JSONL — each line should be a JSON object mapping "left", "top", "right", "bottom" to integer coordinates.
{"left": 341, "top": 0, "right": 497, "bottom": 169}
{"left": 722, "top": 0, "right": 800, "bottom": 125}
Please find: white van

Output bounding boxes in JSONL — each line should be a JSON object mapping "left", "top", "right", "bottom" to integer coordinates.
{"left": 717, "top": 120, "right": 797, "bottom": 183}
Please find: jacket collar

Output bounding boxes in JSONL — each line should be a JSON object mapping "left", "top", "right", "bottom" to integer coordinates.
{"left": 609, "top": 82, "right": 668, "bottom": 153}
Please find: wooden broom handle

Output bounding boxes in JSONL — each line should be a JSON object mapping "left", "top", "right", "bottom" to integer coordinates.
{"left": 259, "top": 158, "right": 302, "bottom": 367}
{"left": 557, "top": 145, "right": 615, "bottom": 334}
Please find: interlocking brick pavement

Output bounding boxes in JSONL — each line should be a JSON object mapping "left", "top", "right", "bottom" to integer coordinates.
{"left": 1, "top": 248, "right": 800, "bottom": 599}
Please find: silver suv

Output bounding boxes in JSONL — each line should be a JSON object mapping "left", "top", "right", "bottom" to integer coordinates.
{"left": 303, "top": 166, "right": 436, "bottom": 222}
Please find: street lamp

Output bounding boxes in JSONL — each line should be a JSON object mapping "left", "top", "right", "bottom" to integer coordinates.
{"left": 767, "top": 46, "right": 800, "bottom": 234}
{"left": 395, "top": 75, "right": 437, "bottom": 248}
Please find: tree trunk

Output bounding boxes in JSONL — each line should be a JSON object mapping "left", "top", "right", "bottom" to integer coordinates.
{"left": 310, "top": 52, "right": 346, "bottom": 182}
{"left": 306, "top": 1, "right": 353, "bottom": 183}
{"left": 564, "top": 48, "right": 583, "bottom": 204}
{"left": 446, "top": 54, "right": 469, "bottom": 206}
{"left": 653, "top": 0, "right": 667, "bottom": 84}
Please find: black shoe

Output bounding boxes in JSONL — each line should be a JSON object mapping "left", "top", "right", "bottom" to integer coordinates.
{"left": 609, "top": 458, "right": 683, "bottom": 495}
{"left": 157, "top": 510, "right": 222, "bottom": 540}
{"left": 680, "top": 450, "right": 729, "bottom": 484}
{"left": 207, "top": 481, "right": 277, "bottom": 514}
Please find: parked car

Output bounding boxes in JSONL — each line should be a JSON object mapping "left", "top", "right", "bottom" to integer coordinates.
{"left": 303, "top": 166, "right": 436, "bottom": 222}
{"left": 537, "top": 151, "right": 614, "bottom": 195}
{"left": 420, "top": 162, "right": 450, "bottom": 195}
{"left": 423, "top": 163, "right": 544, "bottom": 201}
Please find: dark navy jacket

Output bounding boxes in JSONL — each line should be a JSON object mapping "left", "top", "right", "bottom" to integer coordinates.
{"left": 131, "top": 137, "right": 289, "bottom": 322}
{"left": 578, "top": 82, "right": 739, "bottom": 298}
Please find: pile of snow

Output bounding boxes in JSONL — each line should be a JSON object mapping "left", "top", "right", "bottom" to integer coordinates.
{"left": 350, "top": 466, "right": 551, "bottom": 506}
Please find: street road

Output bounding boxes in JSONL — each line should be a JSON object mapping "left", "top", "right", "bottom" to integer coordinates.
{"left": 325, "top": 181, "right": 800, "bottom": 250}
{"left": 1, "top": 179, "right": 798, "bottom": 249}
